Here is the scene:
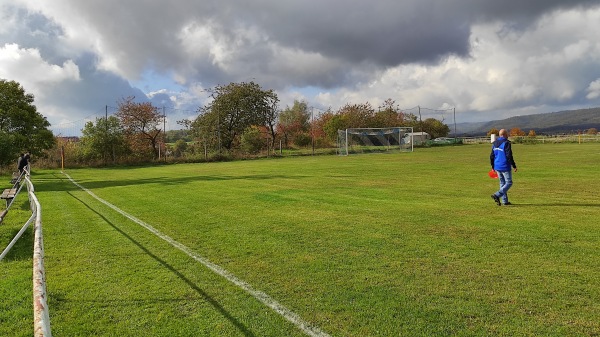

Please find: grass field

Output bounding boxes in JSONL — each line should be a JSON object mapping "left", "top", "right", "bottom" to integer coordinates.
{"left": 2, "top": 143, "right": 600, "bottom": 336}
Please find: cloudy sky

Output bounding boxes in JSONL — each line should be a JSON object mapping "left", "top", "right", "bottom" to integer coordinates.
{"left": 1, "top": 0, "right": 600, "bottom": 135}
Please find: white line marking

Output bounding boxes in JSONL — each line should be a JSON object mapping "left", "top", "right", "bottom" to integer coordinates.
{"left": 63, "top": 172, "right": 331, "bottom": 337}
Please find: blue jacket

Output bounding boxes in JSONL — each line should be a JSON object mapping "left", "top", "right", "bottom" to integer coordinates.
{"left": 490, "top": 137, "right": 517, "bottom": 171}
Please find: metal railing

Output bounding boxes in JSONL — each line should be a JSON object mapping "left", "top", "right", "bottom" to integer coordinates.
{"left": 28, "top": 175, "right": 52, "bottom": 337}
{"left": 0, "top": 169, "right": 52, "bottom": 336}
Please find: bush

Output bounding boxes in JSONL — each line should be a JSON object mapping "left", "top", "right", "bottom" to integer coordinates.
{"left": 512, "top": 136, "right": 538, "bottom": 145}
{"left": 293, "top": 133, "right": 312, "bottom": 147}
{"left": 240, "top": 127, "right": 265, "bottom": 154}
{"left": 172, "top": 139, "right": 188, "bottom": 157}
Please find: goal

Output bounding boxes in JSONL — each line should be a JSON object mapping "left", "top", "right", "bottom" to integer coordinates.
{"left": 338, "top": 127, "right": 413, "bottom": 155}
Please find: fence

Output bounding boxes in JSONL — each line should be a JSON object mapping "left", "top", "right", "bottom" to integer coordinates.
{"left": 460, "top": 134, "right": 600, "bottom": 145}
{"left": 0, "top": 170, "right": 52, "bottom": 336}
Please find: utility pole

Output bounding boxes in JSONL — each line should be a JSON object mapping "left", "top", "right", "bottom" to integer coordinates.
{"left": 105, "top": 105, "right": 108, "bottom": 165}
{"left": 453, "top": 107, "right": 457, "bottom": 141}
{"left": 418, "top": 105, "right": 422, "bottom": 133}
{"left": 163, "top": 106, "right": 166, "bottom": 161}
{"left": 311, "top": 107, "right": 315, "bottom": 155}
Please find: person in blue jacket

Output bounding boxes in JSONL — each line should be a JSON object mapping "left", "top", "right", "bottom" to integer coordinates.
{"left": 490, "top": 129, "right": 518, "bottom": 206}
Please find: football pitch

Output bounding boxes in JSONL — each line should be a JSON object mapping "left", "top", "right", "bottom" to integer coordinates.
{"left": 2, "top": 143, "right": 600, "bottom": 336}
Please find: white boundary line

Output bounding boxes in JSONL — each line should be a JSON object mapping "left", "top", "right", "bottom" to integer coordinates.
{"left": 63, "top": 172, "right": 331, "bottom": 337}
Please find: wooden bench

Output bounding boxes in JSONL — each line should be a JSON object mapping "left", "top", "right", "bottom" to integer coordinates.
{"left": 1, "top": 189, "right": 17, "bottom": 207}
{"left": 10, "top": 172, "right": 20, "bottom": 184}
{"left": 0, "top": 209, "right": 7, "bottom": 224}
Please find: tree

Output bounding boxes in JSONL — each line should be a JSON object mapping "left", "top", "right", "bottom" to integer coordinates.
{"left": 262, "top": 92, "right": 280, "bottom": 149}
{"left": 587, "top": 128, "right": 598, "bottom": 135}
{"left": 80, "top": 116, "right": 128, "bottom": 162}
{"left": 193, "top": 82, "right": 279, "bottom": 150}
{"left": 421, "top": 118, "right": 450, "bottom": 139}
{"left": 311, "top": 108, "right": 333, "bottom": 147}
{"left": 165, "top": 129, "right": 192, "bottom": 143}
{"left": 0, "top": 79, "right": 55, "bottom": 166}
{"left": 509, "top": 127, "right": 526, "bottom": 136}
{"left": 372, "top": 99, "right": 409, "bottom": 128}
{"left": 487, "top": 128, "right": 499, "bottom": 137}
{"left": 528, "top": 129, "right": 537, "bottom": 137}
{"left": 337, "top": 103, "right": 375, "bottom": 128}
{"left": 115, "top": 96, "right": 163, "bottom": 160}
{"left": 240, "top": 126, "right": 265, "bottom": 154}
{"left": 172, "top": 139, "right": 188, "bottom": 157}
{"left": 277, "top": 100, "right": 311, "bottom": 147}
{"left": 322, "top": 114, "right": 348, "bottom": 141}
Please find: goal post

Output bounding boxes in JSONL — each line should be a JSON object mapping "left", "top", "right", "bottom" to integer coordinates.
{"left": 338, "top": 127, "right": 413, "bottom": 155}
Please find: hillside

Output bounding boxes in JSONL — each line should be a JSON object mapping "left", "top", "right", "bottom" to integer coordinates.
{"left": 456, "top": 107, "right": 600, "bottom": 135}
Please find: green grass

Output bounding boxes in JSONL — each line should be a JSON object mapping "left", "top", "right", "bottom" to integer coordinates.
{"left": 2, "top": 143, "right": 600, "bottom": 336}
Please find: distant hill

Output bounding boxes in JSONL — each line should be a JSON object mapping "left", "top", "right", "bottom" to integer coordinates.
{"left": 455, "top": 107, "right": 600, "bottom": 136}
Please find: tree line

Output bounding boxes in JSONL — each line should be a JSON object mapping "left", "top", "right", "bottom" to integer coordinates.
{"left": 1, "top": 79, "right": 451, "bottom": 168}
{"left": 184, "top": 82, "right": 450, "bottom": 158}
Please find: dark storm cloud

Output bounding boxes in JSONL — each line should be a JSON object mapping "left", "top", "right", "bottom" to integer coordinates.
{"left": 24, "top": 0, "right": 597, "bottom": 89}
{"left": 218, "top": 0, "right": 600, "bottom": 68}
{"left": 3, "top": 0, "right": 600, "bottom": 126}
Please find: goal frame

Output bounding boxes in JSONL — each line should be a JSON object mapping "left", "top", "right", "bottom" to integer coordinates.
{"left": 338, "top": 127, "right": 413, "bottom": 156}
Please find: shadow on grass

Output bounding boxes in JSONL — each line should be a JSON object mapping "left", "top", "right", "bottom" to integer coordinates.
{"left": 0, "top": 226, "right": 33, "bottom": 262}
{"left": 67, "top": 191, "right": 257, "bottom": 337}
{"left": 504, "top": 203, "right": 600, "bottom": 207}
{"left": 32, "top": 171, "right": 308, "bottom": 192}
{"left": 19, "top": 172, "right": 81, "bottom": 193}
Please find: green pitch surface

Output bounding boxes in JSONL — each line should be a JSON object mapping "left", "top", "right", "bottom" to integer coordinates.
{"left": 2, "top": 143, "right": 600, "bottom": 336}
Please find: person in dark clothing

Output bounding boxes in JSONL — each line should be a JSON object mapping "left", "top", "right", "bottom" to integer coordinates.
{"left": 17, "top": 152, "right": 29, "bottom": 174}
{"left": 490, "top": 129, "right": 518, "bottom": 206}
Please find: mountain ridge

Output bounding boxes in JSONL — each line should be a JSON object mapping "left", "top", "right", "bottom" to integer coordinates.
{"left": 455, "top": 107, "right": 600, "bottom": 135}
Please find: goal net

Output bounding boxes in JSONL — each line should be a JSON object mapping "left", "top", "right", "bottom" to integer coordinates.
{"left": 338, "top": 127, "right": 413, "bottom": 155}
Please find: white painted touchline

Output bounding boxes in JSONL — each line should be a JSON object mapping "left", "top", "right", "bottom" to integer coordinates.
{"left": 63, "top": 172, "right": 331, "bottom": 337}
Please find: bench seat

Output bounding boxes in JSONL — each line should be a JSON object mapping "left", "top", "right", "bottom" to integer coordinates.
{"left": 1, "top": 189, "right": 17, "bottom": 207}
{"left": 0, "top": 209, "right": 7, "bottom": 224}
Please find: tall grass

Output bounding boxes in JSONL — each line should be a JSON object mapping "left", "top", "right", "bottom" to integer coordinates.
{"left": 2, "top": 143, "right": 599, "bottom": 336}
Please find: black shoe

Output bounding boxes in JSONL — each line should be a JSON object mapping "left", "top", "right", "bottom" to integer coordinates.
{"left": 503, "top": 202, "right": 513, "bottom": 206}
{"left": 491, "top": 194, "right": 501, "bottom": 206}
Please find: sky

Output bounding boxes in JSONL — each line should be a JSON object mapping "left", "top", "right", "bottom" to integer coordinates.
{"left": 1, "top": 0, "right": 600, "bottom": 136}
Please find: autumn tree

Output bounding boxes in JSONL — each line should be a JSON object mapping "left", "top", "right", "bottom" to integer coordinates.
{"left": 115, "top": 96, "right": 163, "bottom": 160}
{"left": 277, "top": 100, "right": 311, "bottom": 147}
{"left": 372, "top": 99, "right": 408, "bottom": 128}
{"left": 509, "top": 127, "right": 526, "bottom": 136}
{"left": 587, "top": 128, "right": 598, "bottom": 135}
{"left": 338, "top": 103, "right": 376, "bottom": 128}
{"left": 311, "top": 108, "right": 334, "bottom": 147}
{"left": 0, "top": 79, "right": 55, "bottom": 166}
{"left": 193, "top": 82, "right": 279, "bottom": 151}
{"left": 320, "top": 100, "right": 433, "bottom": 141}
{"left": 487, "top": 128, "right": 499, "bottom": 137}
{"left": 528, "top": 129, "right": 537, "bottom": 137}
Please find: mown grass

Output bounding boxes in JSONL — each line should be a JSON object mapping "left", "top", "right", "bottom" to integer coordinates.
{"left": 0, "top": 194, "right": 35, "bottom": 337}
{"left": 2, "top": 143, "right": 600, "bottom": 336}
